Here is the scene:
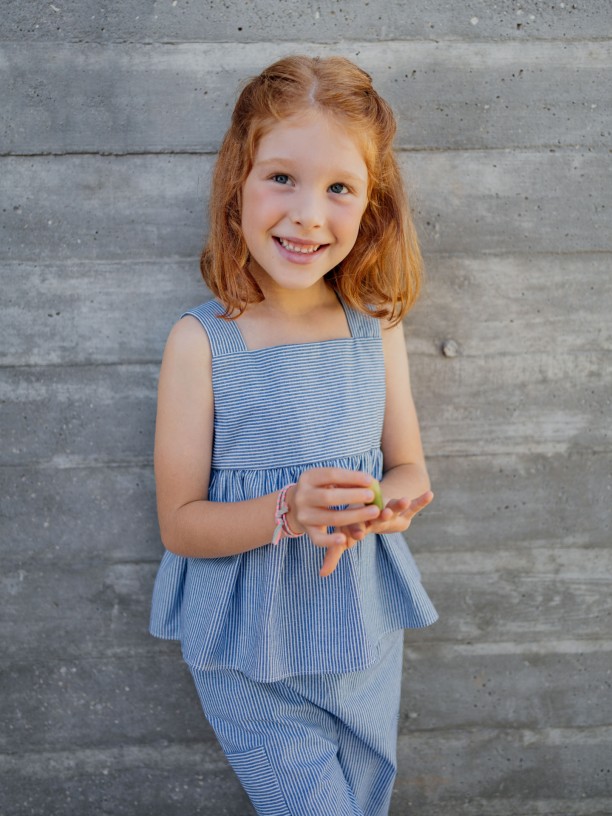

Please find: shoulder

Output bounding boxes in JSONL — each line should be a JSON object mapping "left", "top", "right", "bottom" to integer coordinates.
{"left": 345, "top": 298, "right": 406, "bottom": 342}
{"left": 379, "top": 315, "right": 405, "bottom": 343}
{"left": 166, "top": 299, "right": 226, "bottom": 351}
{"left": 181, "top": 298, "right": 225, "bottom": 322}
{"left": 379, "top": 316, "right": 410, "bottom": 366}
{"left": 162, "top": 310, "right": 212, "bottom": 376}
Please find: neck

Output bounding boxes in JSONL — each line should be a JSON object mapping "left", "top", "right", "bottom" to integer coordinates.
{"left": 250, "top": 278, "right": 338, "bottom": 320}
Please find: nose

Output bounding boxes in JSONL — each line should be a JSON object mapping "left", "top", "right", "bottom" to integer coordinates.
{"left": 290, "top": 189, "right": 324, "bottom": 231}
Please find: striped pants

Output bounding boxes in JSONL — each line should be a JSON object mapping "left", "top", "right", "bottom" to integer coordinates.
{"left": 189, "top": 630, "right": 404, "bottom": 816}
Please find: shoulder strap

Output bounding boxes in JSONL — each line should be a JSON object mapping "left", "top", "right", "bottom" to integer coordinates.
{"left": 180, "top": 299, "right": 247, "bottom": 357}
{"left": 339, "top": 299, "right": 382, "bottom": 339}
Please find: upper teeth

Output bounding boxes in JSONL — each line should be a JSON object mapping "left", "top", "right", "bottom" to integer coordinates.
{"left": 278, "top": 238, "right": 321, "bottom": 254}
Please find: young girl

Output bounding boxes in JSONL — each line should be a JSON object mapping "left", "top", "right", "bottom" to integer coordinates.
{"left": 150, "top": 55, "right": 438, "bottom": 816}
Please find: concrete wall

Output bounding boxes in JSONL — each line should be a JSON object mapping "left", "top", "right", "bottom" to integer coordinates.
{"left": 1, "top": 3, "right": 611, "bottom": 814}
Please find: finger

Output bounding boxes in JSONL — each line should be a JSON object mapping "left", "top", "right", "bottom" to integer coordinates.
{"left": 306, "top": 467, "right": 375, "bottom": 489}
{"left": 400, "top": 490, "right": 434, "bottom": 518}
{"left": 320, "top": 538, "right": 348, "bottom": 577}
{"left": 315, "top": 486, "right": 378, "bottom": 507}
{"left": 344, "top": 535, "right": 358, "bottom": 549}
{"left": 383, "top": 497, "right": 412, "bottom": 515}
{"left": 342, "top": 522, "right": 367, "bottom": 542}
{"left": 304, "top": 504, "right": 380, "bottom": 529}
{"left": 377, "top": 506, "right": 397, "bottom": 523}
{"left": 410, "top": 490, "right": 434, "bottom": 511}
{"left": 306, "top": 526, "right": 350, "bottom": 551}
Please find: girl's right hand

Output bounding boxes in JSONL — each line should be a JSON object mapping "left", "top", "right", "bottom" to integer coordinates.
{"left": 286, "top": 468, "right": 381, "bottom": 578}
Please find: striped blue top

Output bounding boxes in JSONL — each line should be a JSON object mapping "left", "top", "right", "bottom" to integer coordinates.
{"left": 149, "top": 297, "right": 438, "bottom": 681}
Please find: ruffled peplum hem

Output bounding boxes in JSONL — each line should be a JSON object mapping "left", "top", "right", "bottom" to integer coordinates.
{"left": 149, "top": 449, "right": 438, "bottom": 682}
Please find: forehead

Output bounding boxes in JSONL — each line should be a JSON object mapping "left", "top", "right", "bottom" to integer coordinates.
{"left": 252, "top": 111, "right": 368, "bottom": 178}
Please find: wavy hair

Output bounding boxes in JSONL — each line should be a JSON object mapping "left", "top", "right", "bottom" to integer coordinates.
{"left": 201, "top": 55, "right": 423, "bottom": 324}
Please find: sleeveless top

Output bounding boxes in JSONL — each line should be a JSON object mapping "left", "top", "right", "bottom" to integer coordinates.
{"left": 149, "top": 298, "right": 438, "bottom": 682}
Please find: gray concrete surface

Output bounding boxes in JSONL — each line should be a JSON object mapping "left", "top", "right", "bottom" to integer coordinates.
{"left": 1, "top": 2, "right": 611, "bottom": 814}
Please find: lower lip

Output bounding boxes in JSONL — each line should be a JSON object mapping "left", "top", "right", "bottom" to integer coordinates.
{"left": 274, "top": 237, "right": 328, "bottom": 264}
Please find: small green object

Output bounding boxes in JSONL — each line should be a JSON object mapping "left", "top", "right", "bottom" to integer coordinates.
{"left": 369, "top": 479, "right": 384, "bottom": 510}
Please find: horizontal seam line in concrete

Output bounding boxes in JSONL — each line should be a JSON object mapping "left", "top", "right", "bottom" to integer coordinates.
{"left": 34, "top": 558, "right": 163, "bottom": 567}
{"left": 0, "top": 648, "right": 610, "bottom": 672}
{"left": 0, "top": 739, "right": 221, "bottom": 761}
{"left": 3, "top": 249, "right": 612, "bottom": 268}
{"left": 407, "top": 639, "right": 612, "bottom": 653}
{"left": 4, "top": 635, "right": 609, "bottom": 663}
{"left": 1, "top": 35, "right": 611, "bottom": 45}
{"left": 11, "top": 543, "right": 607, "bottom": 561}
{"left": 2, "top": 355, "right": 611, "bottom": 371}
{"left": 4, "top": 249, "right": 610, "bottom": 267}
{"left": 1, "top": 446, "right": 611, "bottom": 470}
{"left": 0, "top": 459, "right": 155, "bottom": 469}
{"left": 0, "top": 360, "right": 164, "bottom": 368}
{"left": 2, "top": 725, "right": 611, "bottom": 762}
{"left": 1, "top": 345, "right": 610, "bottom": 369}
{"left": 403, "top": 723, "right": 612, "bottom": 736}
{"left": 1, "top": 145, "right": 610, "bottom": 158}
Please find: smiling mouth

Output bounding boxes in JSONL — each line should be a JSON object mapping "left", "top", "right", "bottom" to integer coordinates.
{"left": 275, "top": 237, "right": 326, "bottom": 254}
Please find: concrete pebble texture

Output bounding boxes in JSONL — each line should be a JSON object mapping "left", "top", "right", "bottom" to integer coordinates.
{"left": 1, "top": 2, "right": 611, "bottom": 814}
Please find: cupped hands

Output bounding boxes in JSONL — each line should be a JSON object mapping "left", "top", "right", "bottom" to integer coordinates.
{"left": 285, "top": 468, "right": 433, "bottom": 578}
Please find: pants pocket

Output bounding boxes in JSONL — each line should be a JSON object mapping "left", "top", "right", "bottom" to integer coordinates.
{"left": 225, "top": 745, "right": 291, "bottom": 816}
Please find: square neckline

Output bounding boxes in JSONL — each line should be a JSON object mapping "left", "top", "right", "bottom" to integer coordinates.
{"left": 215, "top": 294, "right": 355, "bottom": 354}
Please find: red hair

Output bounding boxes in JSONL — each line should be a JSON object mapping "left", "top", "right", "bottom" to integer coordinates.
{"left": 201, "top": 55, "right": 423, "bottom": 324}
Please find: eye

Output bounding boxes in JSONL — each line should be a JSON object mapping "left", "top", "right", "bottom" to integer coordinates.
{"left": 271, "top": 174, "right": 291, "bottom": 185}
{"left": 329, "top": 182, "right": 349, "bottom": 195}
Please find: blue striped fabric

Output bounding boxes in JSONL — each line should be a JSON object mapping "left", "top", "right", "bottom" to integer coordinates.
{"left": 190, "top": 630, "right": 405, "bottom": 816}
{"left": 150, "top": 298, "right": 438, "bottom": 681}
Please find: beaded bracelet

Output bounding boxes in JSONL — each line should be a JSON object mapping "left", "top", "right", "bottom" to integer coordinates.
{"left": 272, "top": 483, "right": 302, "bottom": 545}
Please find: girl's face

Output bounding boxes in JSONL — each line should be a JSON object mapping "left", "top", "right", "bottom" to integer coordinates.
{"left": 241, "top": 110, "right": 369, "bottom": 297}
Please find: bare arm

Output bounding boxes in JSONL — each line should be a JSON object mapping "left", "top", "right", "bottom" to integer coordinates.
{"left": 320, "top": 319, "right": 433, "bottom": 575}
{"left": 154, "top": 315, "right": 380, "bottom": 558}
{"left": 154, "top": 315, "right": 275, "bottom": 556}
{"left": 378, "top": 317, "right": 432, "bottom": 502}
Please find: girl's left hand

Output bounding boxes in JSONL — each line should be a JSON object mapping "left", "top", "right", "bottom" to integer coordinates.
{"left": 320, "top": 490, "right": 434, "bottom": 577}
{"left": 346, "top": 490, "right": 434, "bottom": 538}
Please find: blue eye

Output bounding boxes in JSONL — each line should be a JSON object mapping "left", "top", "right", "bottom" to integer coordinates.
{"left": 329, "top": 182, "right": 349, "bottom": 195}
{"left": 272, "top": 174, "right": 291, "bottom": 185}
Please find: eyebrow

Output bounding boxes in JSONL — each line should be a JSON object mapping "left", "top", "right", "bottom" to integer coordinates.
{"left": 254, "top": 157, "right": 367, "bottom": 184}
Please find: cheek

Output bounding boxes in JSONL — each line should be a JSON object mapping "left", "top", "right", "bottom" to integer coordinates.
{"left": 243, "top": 181, "right": 276, "bottom": 223}
{"left": 241, "top": 187, "right": 266, "bottom": 247}
{"left": 339, "top": 204, "right": 367, "bottom": 243}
